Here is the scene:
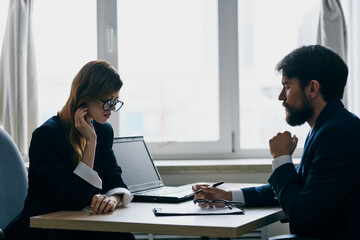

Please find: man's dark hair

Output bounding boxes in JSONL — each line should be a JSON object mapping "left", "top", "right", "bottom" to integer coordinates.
{"left": 276, "top": 45, "right": 348, "bottom": 102}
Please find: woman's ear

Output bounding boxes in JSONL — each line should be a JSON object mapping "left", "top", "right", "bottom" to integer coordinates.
{"left": 77, "top": 102, "right": 87, "bottom": 109}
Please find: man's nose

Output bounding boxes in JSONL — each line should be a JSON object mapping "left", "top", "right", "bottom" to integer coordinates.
{"left": 278, "top": 88, "right": 285, "bottom": 101}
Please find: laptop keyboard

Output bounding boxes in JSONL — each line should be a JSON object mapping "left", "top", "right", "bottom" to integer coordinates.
{"left": 135, "top": 185, "right": 193, "bottom": 196}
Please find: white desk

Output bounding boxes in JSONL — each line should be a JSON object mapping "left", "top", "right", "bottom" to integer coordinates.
{"left": 30, "top": 184, "right": 285, "bottom": 238}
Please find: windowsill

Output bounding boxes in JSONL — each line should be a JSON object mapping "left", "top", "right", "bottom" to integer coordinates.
{"left": 24, "top": 158, "right": 301, "bottom": 173}
{"left": 154, "top": 158, "right": 301, "bottom": 174}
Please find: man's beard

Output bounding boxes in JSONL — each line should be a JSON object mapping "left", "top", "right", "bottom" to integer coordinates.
{"left": 284, "top": 97, "right": 314, "bottom": 126}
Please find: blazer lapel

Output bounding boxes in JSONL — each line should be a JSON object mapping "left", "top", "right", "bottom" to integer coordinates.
{"left": 297, "top": 131, "right": 312, "bottom": 177}
{"left": 297, "top": 101, "right": 344, "bottom": 181}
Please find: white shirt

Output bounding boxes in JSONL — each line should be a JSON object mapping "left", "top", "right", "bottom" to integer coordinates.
{"left": 74, "top": 161, "right": 133, "bottom": 206}
{"left": 232, "top": 155, "right": 293, "bottom": 204}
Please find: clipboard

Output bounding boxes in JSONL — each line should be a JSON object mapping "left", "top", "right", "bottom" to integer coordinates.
{"left": 152, "top": 206, "right": 245, "bottom": 216}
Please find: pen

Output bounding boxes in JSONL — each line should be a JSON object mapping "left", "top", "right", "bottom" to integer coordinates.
{"left": 193, "top": 181, "right": 224, "bottom": 195}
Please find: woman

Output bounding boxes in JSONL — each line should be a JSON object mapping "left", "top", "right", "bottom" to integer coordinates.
{"left": 4, "top": 60, "right": 134, "bottom": 240}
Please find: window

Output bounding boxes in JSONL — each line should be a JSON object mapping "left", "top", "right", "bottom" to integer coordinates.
{"left": 117, "top": 0, "right": 219, "bottom": 143}
{"left": 114, "top": 0, "right": 320, "bottom": 158}
{"left": 98, "top": 0, "right": 231, "bottom": 158}
{"left": 35, "top": 0, "right": 324, "bottom": 159}
{"left": 33, "top": 0, "right": 97, "bottom": 124}
{"left": 342, "top": 0, "right": 360, "bottom": 117}
{"left": 238, "top": 0, "right": 320, "bottom": 152}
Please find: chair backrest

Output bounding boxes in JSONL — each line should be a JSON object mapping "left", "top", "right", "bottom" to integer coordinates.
{"left": 0, "top": 126, "right": 28, "bottom": 230}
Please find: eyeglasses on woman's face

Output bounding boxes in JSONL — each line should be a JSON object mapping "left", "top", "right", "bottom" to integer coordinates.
{"left": 193, "top": 198, "right": 244, "bottom": 210}
{"left": 100, "top": 99, "right": 124, "bottom": 112}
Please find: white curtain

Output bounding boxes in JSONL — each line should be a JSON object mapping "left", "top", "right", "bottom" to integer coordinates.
{"left": 346, "top": 0, "right": 360, "bottom": 117}
{"left": 0, "top": 0, "right": 38, "bottom": 156}
{"left": 317, "top": 0, "right": 349, "bottom": 107}
{"left": 317, "top": 0, "right": 348, "bottom": 61}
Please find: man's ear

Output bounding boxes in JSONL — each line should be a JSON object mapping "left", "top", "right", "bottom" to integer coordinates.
{"left": 308, "top": 80, "right": 320, "bottom": 98}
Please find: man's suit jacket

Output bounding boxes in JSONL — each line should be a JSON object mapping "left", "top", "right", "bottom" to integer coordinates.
{"left": 4, "top": 115, "right": 128, "bottom": 239}
{"left": 242, "top": 101, "right": 360, "bottom": 240}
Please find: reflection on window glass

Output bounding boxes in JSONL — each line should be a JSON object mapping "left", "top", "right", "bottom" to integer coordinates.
{"left": 238, "top": 0, "right": 320, "bottom": 149}
{"left": 34, "top": 0, "right": 97, "bottom": 125}
{"left": 117, "top": 0, "right": 219, "bottom": 142}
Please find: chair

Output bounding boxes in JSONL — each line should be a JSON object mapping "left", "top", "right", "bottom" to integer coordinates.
{"left": 0, "top": 126, "right": 28, "bottom": 239}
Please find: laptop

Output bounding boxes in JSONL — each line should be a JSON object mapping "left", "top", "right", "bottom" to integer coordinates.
{"left": 113, "top": 136, "right": 195, "bottom": 203}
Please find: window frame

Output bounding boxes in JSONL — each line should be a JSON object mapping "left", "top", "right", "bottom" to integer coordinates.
{"left": 97, "top": 0, "right": 309, "bottom": 160}
{"left": 98, "top": 0, "right": 238, "bottom": 159}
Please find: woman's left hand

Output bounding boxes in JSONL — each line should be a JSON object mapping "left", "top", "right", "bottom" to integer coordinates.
{"left": 91, "top": 194, "right": 121, "bottom": 214}
{"left": 74, "top": 106, "right": 97, "bottom": 142}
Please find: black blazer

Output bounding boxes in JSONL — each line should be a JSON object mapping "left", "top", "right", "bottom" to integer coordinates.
{"left": 5, "top": 115, "right": 128, "bottom": 239}
{"left": 242, "top": 101, "right": 360, "bottom": 240}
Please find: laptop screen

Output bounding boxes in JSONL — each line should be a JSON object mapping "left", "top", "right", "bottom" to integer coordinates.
{"left": 112, "top": 136, "right": 163, "bottom": 192}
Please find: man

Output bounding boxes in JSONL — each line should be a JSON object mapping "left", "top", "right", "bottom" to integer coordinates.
{"left": 194, "top": 45, "right": 360, "bottom": 240}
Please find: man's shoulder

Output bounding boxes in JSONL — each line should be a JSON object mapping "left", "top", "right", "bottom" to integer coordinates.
{"left": 314, "top": 107, "right": 360, "bottom": 148}
{"left": 327, "top": 106, "right": 360, "bottom": 131}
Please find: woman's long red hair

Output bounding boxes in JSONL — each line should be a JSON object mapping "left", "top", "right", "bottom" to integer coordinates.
{"left": 58, "top": 60, "right": 122, "bottom": 166}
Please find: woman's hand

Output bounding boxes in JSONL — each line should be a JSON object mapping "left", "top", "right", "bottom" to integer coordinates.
{"left": 193, "top": 184, "right": 232, "bottom": 208}
{"left": 74, "top": 106, "right": 96, "bottom": 142}
{"left": 75, "top": 106, "right": 97, "bottom": 168}
{"left": 91, "top": 194, "right": 121, "bottom": 214}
